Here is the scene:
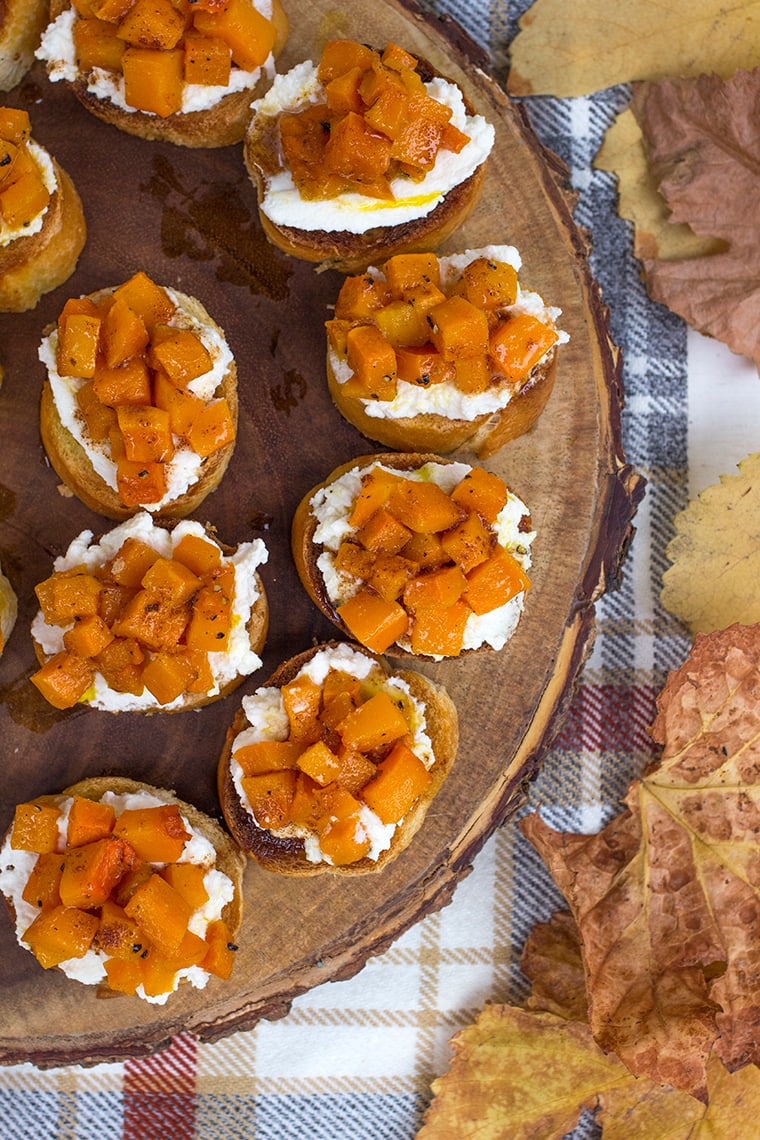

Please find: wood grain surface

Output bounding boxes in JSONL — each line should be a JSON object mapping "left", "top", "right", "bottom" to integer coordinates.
{"left": 0, "top": 0, "right": 643, "bottom": 1066}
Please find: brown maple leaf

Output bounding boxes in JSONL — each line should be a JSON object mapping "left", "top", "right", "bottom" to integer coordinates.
{"left": 521, "top": 624, "right": 760, "bottom": 1100}
{"left": 631, "top": 69, "right": 760, "bottom": 367}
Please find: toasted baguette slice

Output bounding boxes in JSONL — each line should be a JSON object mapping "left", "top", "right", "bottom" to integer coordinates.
{"left": 0, "top": 561, "right": 17, "bottom": 655}
{"left": 0, "top": 0, "right": 48, "bottom": 91}
{"left": 39, "top": 282, "right": 238, "bottom": 520}
{"left": 291, "top": 452, "right": 534, "bottom": 659}
{"left": 0, "top": 159, "right": 86, "bottom": 313}
{"left": 40, "top": 0, "right": 288, "bottom": 148}
{"left": 243, "top": 48, "right": 494, "bottom": 273}
{"left": 0, "top": 777, "right": 246, "bottom": 1001}
{"left": 30, "top": 512, "right": 269, "bottom": 713}
{"left": 217, "top": 641, "right": 458, "bottom": 874}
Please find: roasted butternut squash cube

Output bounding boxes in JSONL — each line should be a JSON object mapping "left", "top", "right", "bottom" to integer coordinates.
{"left": 409, "top": 597, "right": 470, "bottom": 657}
{"left": 183, "top": 32, "right": 231, "bottom": 85}
{"left": 150, "top": 327, "right": 212, "bottom": 385}
{"left": 355, "top": 506, "right": 413, "bottom": 555}
{"left": 153, "top": 370, "right": 205, "bottom": 436}
{"left": 0, "top": 167, "right": 49, "bottom": 227}
{"left": 334, "top": 275, "right": 389, "bottom": 322}
{"left": 142, "top": 648, "right": 197, "bottom": 704}
{"left": 94, "top": 636, "right": 145, "bottom": 695}
{"left": 325, "top": 111, "right": 393, "bottom": 182}
{"left": 30, "top": 651, "right": 96, "bottom": 709}
{"left": 117, "top": 0, "right": 188, "bottom": 50}
{"left": 76, "top": 381, "right": 119, "bottom": 442}
{"left": 241, "top": 769, "right": 298, "bottom": 829}
{"left": 333, "top": 747, "right": 377, "bottom": 795}
{"left": 363, "top": 80, "right": 410, "bottom": 143}
{"left": 386, "top": 480, "right": 465, "bottom": 535}
{"left": 22, "top": 853, "right": 63, "bottom": 911}
{"left": 63, "top": 613, "right": 115, "bottom": 659}
{"left": 66, "top": 795, "right": 116, "bottom": 847}
{"left": 337, "top": 689, "right": 409, "bottom": 753}
{"left": 102, "top": 295, "right": 150, "bottom": 367}
{"left": 381, "top": 41, "right": 418, "bottom": 72}
{"left": 92, "top": 0, "right": 134, "bottom": 21}
{"left": 107, "top": 537, "right": 160, "bottom": 587}
{"left": 122, "top": 46, "right": 184, "bottom": 116}
{"left": 73, "top": 17, "right": 126, "bottom": 72}
{"left": 234, "top": 739, "right": 303, "bottom": 776}
{"left": 161, "top": 862, "right": 209, "bottom": 910}
{"left": 334, "top": 540, "right": 375, "bottom": 582}
{"left": 440, "top": 121, "right": 470, "bottom": 153}
{"left": 359, "top": 740, "right": 431, "bottom": 824}
{"left": 297, "top": 740, "right": 343, "bottom": 787}
{"left": 112, "top": 587, "right": 190, "bottom": 650}
{"left": 374, "top": 296, "right": 439, "bottom": 349}
{"left": 172, "top": 532, "right": 222, "bottom": 576}
{"left": 325, "top": 65, "right": 364, "bottom": 116}
{"left": 317, "top": 813, "right": 371, "bottom": 866}
{"left": 348, "top": 467, "right": 404, "bottom": 527}
{"left": 202, "top": 918, "right": 238, "bottom": 979}
{"left": 141, "top": 556, "right": 200, "bottom": 603}
{"left": 399, "top": 530, "right": 447, "bottom": 570}
{"left": 281, "top": 672, "right": 322, "bottom": 743}
{"left": 464, "top": 548, "right": 531, "bottom": 615}
{"left": 124, "top": 873, "right": 192, "bottom": 956}
{"left": 440, "top": 511, "right": 493, "bottom": 573}
{"left": 454, "top": 354, "right": 491, "bottom": 394}
{"left": 367, "top": 552, "right": 418, "bottom": 603}
{"left": 428, "top": 295, "right": 490, "bottom": 361}
{"left": 317, "top": 38, "right": 376, "bottom": 83}
{"left": 0, "top": 106, "right": 31, "bottom": 146}
{"left": 346, "top": 323, "right": 397, "bottom": 399}
{"left": 185, "top": 397, "right": 236, "bottom": 458}
{"left": 450, "top": 466, "right": 509, "bottom": 524}
{"left": 462, "top": 257, "right": 518, "bottom": 310}
{"left": 104, "top": 957, "right": 142, "bottom": 994}
{"left": 383, "top": 252, "right": 441, "bottom": 298}
{"left": 116, "top": 458, "right": 167, "bottom": 506}
{"left": 337, "top": 590, "right": 408, "bottom": 654}
{"left": 59, "top": 836, "right": 138, "bottom": 909}
{"left": 112, "top": 272, "right": 175, "bottom": 330}
{"left": 489, "top": 313, "right": 558, "bottom": 382}
{"left": 11, "top": 801, "right": 61, "bottom": 854}
{"left": 97, "top": 899, "right": 144, "bottom": 959}
{"left": 23, "top": 905, "right": 98, "bottom": 969}
{"left": 395, "top": 344, "right": 452, "bottom": 387}
{"left": 93, "top": 354, "right": 152, "bottom": 407}
{"left": 185, "top": 575, "right": 233, "bottom": 652}
{"left": 113, "top": 804, "right": 190, "bottom": 863}
{"left": 192, "top": 0, "right": 275, "bottom": 70}
{"left": 57, "top": 313, "right": 102, "bottom": 378}
{"left": 117, "top": 404, "right": 174, "bottom": 463}
{"left": 403, "top": 564, "right": 468, "bottom": 611}
{"left": 36, "top": 569, "right": 103, "bottom": 626}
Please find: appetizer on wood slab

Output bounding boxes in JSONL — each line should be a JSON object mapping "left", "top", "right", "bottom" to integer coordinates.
{"left": 244, "top": 37, "right": 495, "bottom": 271}
{"left": 39, "top": 271, "right": 238, "bottom": 519}
{"left": 0, "top": 106, "right": 86, "bottom": 312}
{"left": 218, "top": 641, "right": 458, "bottom": 873}
{"left": 36, "top": 0, "right": 289, "bottom": 146}
{"left": 292, "top": 452, "right": 534, "bottom": 659}
{"left": 30, "top": 512, "right": 269, "bottom": 713}
{"left": 326, "top": 246, "right": 566, "bottom": 456}
{"left": 0, "top": 778, "right": 245, "bottom": 1003}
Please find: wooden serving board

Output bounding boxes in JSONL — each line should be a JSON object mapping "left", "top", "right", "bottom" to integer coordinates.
{"left": 0, "top": 0, "right": 643, "bottom": 1066}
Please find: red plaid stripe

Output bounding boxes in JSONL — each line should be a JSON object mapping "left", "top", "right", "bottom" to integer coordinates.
{"left": 123, "top": 1033, "right": 197, "bottom": 1139}
{"left": 553, "top": 683, "right": 659, "bottom": 755}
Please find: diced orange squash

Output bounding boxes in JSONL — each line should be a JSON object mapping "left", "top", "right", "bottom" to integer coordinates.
{"left": 234, "top": 739, "right": 302, "bottom": 776}
{"left": 108, "top": 537, "right": 161, "bottom": 586}
{"left": 297, "top": 740, "right": 342, "bottom": 787}
{"left": 355, "top": 506, "right": 413, "bottom": 555}
{"left": 337, "top": 689, "right": 409, "bottom": 752}
{"left": 367, "top": 552, "right": 418, "bottom": 603}
{"left": 184, "top": 32, "right": 231, "bottom": 85}
{"left": 428, "top": 295, "right": 490, "bottom": 361}
{"left": 464, "top": 548, "right": 531, "bottom": 615}
{"left": 161, "top": 863, "right": 209, "bottom": 910}
{"left": 374, "top": 293, "right": 444, "bottom": 349}
{"left": 400, "top": 530, "right": 447, "bottom": 569}
{"left": 185, "top": 646, "right": 214, "bottom": 694}
{"left": 337, "top": 590, "right": 408, "bottom": 653}
{"left": 462, "top": 257, "right": 518, "bottom": 310}
{"left": 383, "top": 253, "right": 441, "bottom": 298}
{"left": 440, "top": 511, "right": 493, "bottom": 573}
{"left": 112, "top": 587, "right": 189, "bottom": 649}
{"left": 112, "top": 272, "right": 175, "bottom": 331}
{"left": 35, "top": 569, "right": 103, "bottom": 626}
{"left": 281, "top": 673, "right": 322, "bottom": 742}
{"left": 334, "top": 540, "right": 375, "bottom": 582}
{"left": 111, "top": 860, "right": 154, "bottom": 908}
{"left": 104, "top": 956, "right": 143, "bottom": 994}
{"left": 409, "top": 598, "right": 471, "bottom": 657}
{"left": 96, "top": 899, "right": 145, "bottom": 959}
{"left": 389, "top": 95, "right": 450, "bottom": 172}
{"left": 59, "top": 836, "right": 138, "bottom": 909}
{"left": 359, "top": 740, "right": 431, "bottom": 824}
{"left": 94, "top": 636, "right": 146, "bottom": 695}
{"left": 334, "top": 274, "right": 388, "bottom": 321}
{"left": 403, "top": 564, "right": 467, "bottom": 611}
{"left": 321, "top": 668, "right": 362, "bottom": 707}
{"left": 489, "top": 313, "right": 558, "bottom": 382}
{"left": 172, "top": 532, "right": 221, "bottom": 576}
{"left": 317, "top": 39, "right": 376, "bottom": 82}
{"left": 63, "top": 613, "right": 115, "bottom": 659}
{"left": 186, "top": 397, "right": 236, "bottom": 458}
{"left": 66, "top": 796, "right": 116, "bottom": 848}
{"left": 31, "top": 651, "right": 96, "bottom": 709}
{"left": 241, "top": 769, "right": 298, "bottom": 829}
{"left": 288, "top": 772, "right": 325, "bottom": 830}
{"left": 345, "top": 324, "right": 397, "bottom": 399}
{"left": 122, "top": 47, "right": 184, "bottom": 117}
{"left": 395, "top": 344, "right": 452, "bottom": 387}
{"left": 76, "top": 381, "right": 119, "bottom": 442}
{"left": 141, "top": 555, "right": 200, "bottom": 603}
{"left": 93, "top": 355, "right": 152, "bottom": 407}
{"left": 324, "top": 65, "right": 364, "bottom": 116}
{"left": 57, "top": 313, "right": 102, "bottom": 378}
{"left": 23, "top": 905, "right": 98, "bottom": 969}
{"left": 149, "top": 328, "right": 212, "bottom": 386}
{"left": 11, "top": 801, "right": 61, "bottom": 854}
{"left": 113, "top": 804, "right": 191, "bottom": 863}
{"left": 92, "top": 0, "right": 134, "bottom": 21}
{"left": 454, "top": 354, "right": 490, "bottom": 394}
{"left": 184, "top": 573, "right": 233, "bottom": 652}
{"left": 124, "top": 873, "right": 192, "bottom": 956}
{"left": 325, "top": 110, "right": 393, "bottom": 183}
{"left": 317, "top": 813, "right": 371, "bottom": 866}
{"left": 335, "top": 750, "right": 378, "bottom": 796}
{"left": 193, "top": 0, "right": 276, "bottom": 70}
{"left": 73, "top": 17, "right": 126, "bottom": 72}
{"left": 202, "top": 918, "right": 238, "bottom": 979}
{"left": 380, "top": 41, "right": 418, "bottom": 72}
{"left": 117, "top": 0, "right": 188, "bottom": 51}
{"left": 152, "top": 371, "right": 205, "bottom": 436}
{"left": 116, "top": 457, "right": 167, "bottom": 506}
{"left": 440, "top": 121, "right": 470, "bottom": 153}
{"left": 102, "top": 295, "right": 150, "bottom": 367}
{"left": 319, "top": 688, "right": 356, "bottom": 732}
{"left": 142, "top": 649, "right": 197, "bottom": 704}
{"left": 349, "top": 467, "right": 405, "bottom": 527}
{"left": 0, "top": 168, "right": 49, "bottom": 227}
{"left": 386, "top": 480, "right": 465, "bottom": 535}
{"left": 97, "top": 580, "right": 137, "bottom": 625}
{"left": 0, "top": 107, "right": 31, "bottom": 146}
{"left": 22, "top": 853, "right": 63, "bottom": 911}
{"left": 450, "top": 466, "right": 509, "bottom": 524}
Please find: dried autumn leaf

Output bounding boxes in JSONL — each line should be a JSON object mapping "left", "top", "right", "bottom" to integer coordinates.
{"left": 594, "top": 109, "right": 722, "bottom": 263}
{"left": 521, "top": 624, "right": 760, "bottom": 1099}
{"left": 661, "top": 452, "right": 760, "bottom": 635}
{"left": 520, "top": 910, "right": 589, "bottom": 1021}
{"left": 630, "top": 69, "right": 760, "bottom": 367}
{"left": 507, "top": 0, "right": 760, "bottom": 97}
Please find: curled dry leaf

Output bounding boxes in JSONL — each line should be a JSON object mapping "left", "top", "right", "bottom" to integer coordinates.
{"left": 520, "top": 910, "right": 589, "bottom": 1022}
{"left": 661, "top": 451, "right": 760, "bottom": 635}
{"left": 630, "top": 69, "right": 760, "bottom": 367}
{"left": 521, "top": 624, "right": 760, "bottom": 1100}
{"left": 507, "top": 0, "right": 760, "bottom": 98}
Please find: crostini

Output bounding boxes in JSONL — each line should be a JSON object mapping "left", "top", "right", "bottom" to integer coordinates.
{"left": 326, "top": 246, "right": 567, "bottom": 457}
{"left": 39, "top": 271, "right": 238, "bottom": 519}
{"left": 30, "top": 511, "right": 269, "bottom": 712}
{"left": 291, "top": 453, "right": 535, "bottom": 660}
{"left": 218, "top": 641, "right": 458, "bottom": 873}
{"left": 0, "top": 106, "right": 86, "bottom": 312}
{"left": 0, "top": 777, "right": 245, "bottom": 1002}
{"left": 244, "top": 38, "right": 495, "bottom": 272}
{"left": 36, "top": 0, "right": 289, "bottom": 147}
{"left": 0, "top": 0, "right": 49, "bottom": 91}
{"left": 0, "top": 559, "right": 17, "bottom": 655}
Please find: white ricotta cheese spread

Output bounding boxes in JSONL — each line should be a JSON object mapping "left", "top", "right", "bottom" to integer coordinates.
{"left": 311, "top": 460, "right": 535, "bottom": 657}
{"left": 230, "top": 642, "right": 435, "bottom": 863}
{"left": 38, "top": 284, "right": 234, "bottom": 512}
{"left": 36, "top": 3, "right": 275, "bottom": 114}
{"left": 250, "top": 61, "right": 495, "bottom": 234}
{"left": 0, "top": 789, "right": 235, "bottom": 1004}
{"left": 0, "top": 141, "right": 57, "bottom": 247}
{"left": 331, "top": 245, "right": 569, "bottom": 422}
{"left": 30, "top": 512, "right": 268, "bottom": 712}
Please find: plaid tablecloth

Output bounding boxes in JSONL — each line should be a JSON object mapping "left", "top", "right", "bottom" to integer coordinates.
{"left": 1, "top": 1, "right": 756, "bottom": 1137}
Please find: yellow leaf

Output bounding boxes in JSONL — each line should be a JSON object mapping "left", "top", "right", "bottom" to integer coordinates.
{"left": 661, "top": 452, "right": 760, "bottom": 635}
{"left": 508, "top": 0, "right": 760, "bottom": 97}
